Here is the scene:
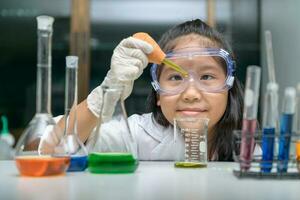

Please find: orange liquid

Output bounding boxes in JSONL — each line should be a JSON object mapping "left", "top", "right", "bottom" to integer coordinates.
{"left": 296, "top": 141, "right": 300, "bottom": 160}
{"left": 296, "top": 141, "right": 300, "bottom": 172}
{"left": 15, "top": 156, "right": 70, "bottom": 177}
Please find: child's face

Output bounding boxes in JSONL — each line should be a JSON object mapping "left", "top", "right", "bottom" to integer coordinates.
{"left": 156, "top": 35, "right": 228, "bottom": 133}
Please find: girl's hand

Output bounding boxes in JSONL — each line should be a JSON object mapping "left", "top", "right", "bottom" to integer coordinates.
{"left": 87, "top": 37, "right": 153, "bottom": 119}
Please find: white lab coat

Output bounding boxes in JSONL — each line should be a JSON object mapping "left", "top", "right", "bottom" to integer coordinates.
{"left": 86, "top": 113, "right": 183, "bottom": 161}
{"left": 85, "top": 112, "right": 262, "bottom": 161}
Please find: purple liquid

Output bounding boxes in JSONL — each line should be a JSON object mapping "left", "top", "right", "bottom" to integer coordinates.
{"left": 240, "top": 119, "right": 257, "bottom": 171}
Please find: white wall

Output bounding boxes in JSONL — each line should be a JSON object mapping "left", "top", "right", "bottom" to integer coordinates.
{"left": 261, "top": 0, "right": 300, "bottom": 103}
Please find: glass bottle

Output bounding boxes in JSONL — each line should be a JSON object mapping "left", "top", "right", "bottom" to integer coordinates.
{"left": 62, "top": 56, "right": 88, "bottom": 172}
{"left": 88, "top": 85, "right": 138, "bottom": 173}
{"left": 14, "top": 16, "right": 70, "bottom": 176}
{"left": 0, "top": 116, "right": 14, "bottom": 160}
{"left": 0, "top": 116, "right": 15, "bottom": 147}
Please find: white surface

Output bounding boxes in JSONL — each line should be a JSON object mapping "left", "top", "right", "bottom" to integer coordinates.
{"left": 0, "top": 161, "right": 300, "bottom": 200}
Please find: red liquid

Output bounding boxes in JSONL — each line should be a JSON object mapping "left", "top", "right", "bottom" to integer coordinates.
{"left": 240, "top": 119, "right": 257, "bottom": 171}
{"left": 15, "top": 156, "right": 70, "bottom": 177}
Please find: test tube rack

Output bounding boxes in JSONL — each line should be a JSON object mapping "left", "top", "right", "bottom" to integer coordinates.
{"left": 232, "top": 130, "right": 300, "bottom": 179}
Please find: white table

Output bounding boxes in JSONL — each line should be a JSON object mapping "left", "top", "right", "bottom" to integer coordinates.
{"left": 0, "top": 161, "right": 300, "bottom": 200}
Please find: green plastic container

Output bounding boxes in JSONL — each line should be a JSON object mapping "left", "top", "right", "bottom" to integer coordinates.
{"left": 88, "top": 152, "right": 139, "bottom": 173}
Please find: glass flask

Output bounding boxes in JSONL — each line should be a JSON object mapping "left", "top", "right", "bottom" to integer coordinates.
{"left": 14, "top": 16, "right": 70, "bottom": 177}
{"left": 88, "top": 85, "right": 138, "bottom": 173}
{"left": 61, "top": 56, "right": 88, "bottom": 172}
{"left": 174, "top": 117, "right": 209, "bottom": 168}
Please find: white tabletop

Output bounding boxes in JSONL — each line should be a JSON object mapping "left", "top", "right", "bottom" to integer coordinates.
{"left": 0, "top": 161, "right": 300, "bottom": 200}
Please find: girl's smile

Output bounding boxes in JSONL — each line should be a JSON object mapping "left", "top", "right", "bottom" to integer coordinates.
{"left": 176, "top": 106, "right": 208, "bottom": 117}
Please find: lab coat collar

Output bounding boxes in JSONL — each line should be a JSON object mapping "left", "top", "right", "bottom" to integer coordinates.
{"left": 138, "top": 113, "right": 173, "bottom": 143}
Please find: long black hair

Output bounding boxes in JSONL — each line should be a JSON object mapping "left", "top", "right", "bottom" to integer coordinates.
{"left": 146, "top": 19, "right": 244, "bottom": 161}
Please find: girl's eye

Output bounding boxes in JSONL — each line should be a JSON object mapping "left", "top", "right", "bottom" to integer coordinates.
{"left": 200, "top": 75, "right": 214, "bottom": 80}
{"left": 169, "top": 74, "right": 183, "bottom": 81}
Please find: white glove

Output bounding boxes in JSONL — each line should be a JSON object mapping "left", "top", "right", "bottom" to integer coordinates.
{"left": 38, "top": 117, "right": 64, "bottom": 154}
{"left": 87, "top": 36, "right": 153, "bottom": 119}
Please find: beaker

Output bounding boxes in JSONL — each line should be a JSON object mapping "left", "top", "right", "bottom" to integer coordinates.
{"left": 61, "top": 56, "right": 88, "bottom": 172}
{"left": 14, "top": 16, "right": 70, "bottom": 177}
{"left": 88, "top": 84, "right": 138, "bottom": 173}
{"left": 174, "top": 117, "right": 209, "bottom": 168}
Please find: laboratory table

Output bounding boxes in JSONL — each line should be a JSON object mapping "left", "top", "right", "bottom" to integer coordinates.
{"left": 0, "top": 161, "right": 300, "bottom": 200}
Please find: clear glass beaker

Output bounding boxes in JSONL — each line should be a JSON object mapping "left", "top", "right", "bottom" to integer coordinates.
{"left": 14, "top": 16, "right": 70, "bottom": 177}
{"left": 61, "top": 56, "right": 88, "bottom": 172}
{"left": 88, "top": 84, "right": 138, "bottom": 173}
{"left": 173, "top": 117, "right": 209, "bottom": 168}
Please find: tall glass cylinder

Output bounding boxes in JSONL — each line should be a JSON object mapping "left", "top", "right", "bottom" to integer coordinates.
{"left": 63, "top": 56, "right": 88, "bottom": 171}
{"left": 14, "top": 16, "right": 69, "bottom": 177}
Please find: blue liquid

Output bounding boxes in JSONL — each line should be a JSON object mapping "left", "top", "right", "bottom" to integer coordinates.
{"left": 277, "top": 114, "right": 293, "bottom": 173}
{"left": 261, "top": 127, "right": 275, "bottom": 172}
{"left": 67, "top": 155, "right": 88, "bottom": 172}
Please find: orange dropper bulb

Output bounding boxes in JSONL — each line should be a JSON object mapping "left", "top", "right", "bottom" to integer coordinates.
{"left": 132, "top": 32, "right": 188, "bottom": 77}
{"left": 132, "top": 32, "right": 166, "bottom": 64}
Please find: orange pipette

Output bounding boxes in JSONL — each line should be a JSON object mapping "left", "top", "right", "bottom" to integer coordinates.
{"left": 133, "top": 32, "right": 188, "bottom": 77}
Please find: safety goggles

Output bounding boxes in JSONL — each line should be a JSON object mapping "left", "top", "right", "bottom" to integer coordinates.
{"left": 150, "top": 47, "right": 235, "bottom": 96}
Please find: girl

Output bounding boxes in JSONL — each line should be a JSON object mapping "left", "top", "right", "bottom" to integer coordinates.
{"left": 40, "top": 19, "right": 244, "bottom": 161}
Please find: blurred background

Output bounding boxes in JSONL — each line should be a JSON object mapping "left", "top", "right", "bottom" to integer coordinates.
{"left": 0, "top": 0, "right": 298, "bottom": 144}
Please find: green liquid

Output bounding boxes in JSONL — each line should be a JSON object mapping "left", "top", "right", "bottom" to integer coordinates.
{"left": 88, "top": 152, "right": 138, "bottom": 173}
{"left": 174, "top": 161, "right": 207, "bottom": 168}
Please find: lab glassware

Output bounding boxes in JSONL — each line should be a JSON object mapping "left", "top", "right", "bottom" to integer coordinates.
{"left": 0, "top": 116, "right": 15, "bottom": 147}
{"left": 14, "top": 16, "right": 70, "bottom": 176}
{"left": 296, "top": 84, "right": 300, "bottom": 172}
{"left": 173, "top": 117, "right": 209, "bottom": 168}
{"left": 233, "top": 130, "right": 300, "bottom": 179}
{"left": 88, "top": 85, "right": 138, "bottom": 173}
{"left": 240, "top": 66, "right": 261, "bottom": 171}
{"left": 61, "top": 56, "right": 88, "bottom": 172}
{"left": 278, "top": 87, "right": 296, "bottom": 172}
{"left": 261, "top": 82, "right": 278, "bottom": 172}
{"left": 296, "top": 141, "right": 300, "bottom": 172}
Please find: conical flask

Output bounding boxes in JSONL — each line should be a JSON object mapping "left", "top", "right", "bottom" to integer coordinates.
{"left": 14, "top": 16, "right": 70, "bottom": 176}
{"left": 88, "top": 84, "right": 139, "bottom": 173}
{"left": 61, "top": 56, "right": 88, "bottom": 172}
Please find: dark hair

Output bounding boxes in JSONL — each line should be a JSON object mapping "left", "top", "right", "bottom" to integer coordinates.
{"left": 146, "top": 19, "right": 244, "bottom": 161}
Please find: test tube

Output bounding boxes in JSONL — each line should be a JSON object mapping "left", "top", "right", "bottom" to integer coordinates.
{"left": 277, "top": 87, "right": 296, "bottom": 173}
{"left": 240, "top": 66, "right": 261, "bottom": 171}
{"left": 261, "top": 82, "right": 278, "bottom": 172}
{"left": 265, "top": 31, "right": 276, "bottom": 83}
{"left": 296, "top": 84, "right": 300, "bottom": 171}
